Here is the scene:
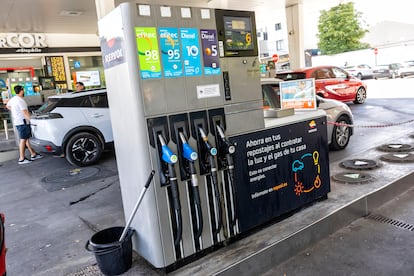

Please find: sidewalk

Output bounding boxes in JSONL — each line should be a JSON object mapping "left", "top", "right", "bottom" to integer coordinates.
{"left": 0, "top": 129, "right": 18, "bottom": 162}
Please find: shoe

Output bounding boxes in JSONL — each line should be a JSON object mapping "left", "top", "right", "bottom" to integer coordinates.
{"left": 31, "top": 154, "right": 44, "bottom": 161}
{"left": 18, "top": 158, "right": 32, "bottom": 165}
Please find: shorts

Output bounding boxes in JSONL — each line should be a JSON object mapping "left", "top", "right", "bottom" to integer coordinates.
{"left": 16, "top": 124, "right": 32, "bottom": 140}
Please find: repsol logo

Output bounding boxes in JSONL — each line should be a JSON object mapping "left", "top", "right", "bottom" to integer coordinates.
{"left": 0, "top": 33, "right": 47, "bottom": 48}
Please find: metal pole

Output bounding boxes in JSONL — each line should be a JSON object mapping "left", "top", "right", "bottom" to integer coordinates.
{"left": 3, "top": 119, "right": 8, "bottom": 140}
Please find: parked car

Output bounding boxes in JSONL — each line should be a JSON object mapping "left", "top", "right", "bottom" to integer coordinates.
{"left": 388, "top": 63, "right": 402, "bottom": 78}
{"left": 261, "top": 78, "right": 354, "bottom": 150}
{"left": 372, "top": 65, "right": 392, "bottom": 79}
{"left": 398, "top": 61, "right": 414, "bottom": 78}
{"left": 343, "top": 64, "right": 374, "bottom": 80}
{"left": 29, "top": 88, "right": 114, "bottom": 166}
{"left": 275, "top": 65, "right": 367, "bottom": 104}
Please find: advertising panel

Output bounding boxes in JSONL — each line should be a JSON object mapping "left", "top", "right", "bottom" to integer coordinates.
{"left": 159, "top": 28, "right": 182, "bottom": 78}
{"left": 280, "top": 79, "right": 316, "bottom": 110}
{"left": 180, "top": 28, "right": 202, "bottom": 77}
{"left": 200, "top": 29, "right": 220, "bottom": 75}
{"left": 136, "top": 27, "right": 162, "bottom": 79}
{"left": 75, "top": 71, "right": 101, "bottom": 86}
{"left": 230, "top": 117, "right": 330, "bottom": 232}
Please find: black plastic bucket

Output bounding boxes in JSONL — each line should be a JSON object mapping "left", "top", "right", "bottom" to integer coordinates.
{"left": 85, "top": 227, "right": 134, "bottom": 275}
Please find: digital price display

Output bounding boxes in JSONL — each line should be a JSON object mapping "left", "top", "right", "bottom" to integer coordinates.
{"left": 135, "top": 27, "right": 162, "bottom": 79}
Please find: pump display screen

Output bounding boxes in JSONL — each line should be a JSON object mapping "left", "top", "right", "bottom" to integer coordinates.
{"left": 223, "top": 16, "right": 254, "bottom": 51}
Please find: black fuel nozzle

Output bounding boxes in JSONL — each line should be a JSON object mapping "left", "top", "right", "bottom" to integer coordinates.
{"left": 216, "top": 125, "right": 236, "bottom": 155}
{"left": 198, "top": 128, "right": 217, "bottom": 157}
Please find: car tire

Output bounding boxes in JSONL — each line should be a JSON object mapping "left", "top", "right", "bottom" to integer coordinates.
{"left": 65, "top": 132, "right": 103, "bottom": 167}
{"left": 353, "top": 87, "right": 366, "bottom": 104}
{"left": 330, "top": 115, "right": 352, "bottom": 151}
{"left": 357, "top": 73, "right": 363, "bottom": 79}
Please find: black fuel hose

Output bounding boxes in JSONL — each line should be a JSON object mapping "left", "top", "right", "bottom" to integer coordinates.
{"left": 209, "top": 155, "right": 223, "bottom": 237}
{"left": 189, "top": 162, "right": 203, "bottom": 240}
{"left": 168, "top": 163, "right": 182, "bottom": 247}
{"left": 226, "top": 153, "right": 238, "bottom": 228}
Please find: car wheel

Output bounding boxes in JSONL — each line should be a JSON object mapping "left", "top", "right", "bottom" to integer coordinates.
{"left": 353, "top": 87, "right": 366, "bottom": 104}
{"left": 330, "top": 115, "right": 352, "bottom": 151}
{"left": 357, "top": 73, "right": 363, "bottom": 79}
{"left": 65, "top": 132, "right": 102, "bottom": 167}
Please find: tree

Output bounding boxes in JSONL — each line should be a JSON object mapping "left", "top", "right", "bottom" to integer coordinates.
{"left": 317, "top": 2, "right": 370, "bottom": 55}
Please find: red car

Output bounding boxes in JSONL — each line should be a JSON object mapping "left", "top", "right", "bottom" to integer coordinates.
{"left": 276, "top": 66, "right": 367, "bottom": 104}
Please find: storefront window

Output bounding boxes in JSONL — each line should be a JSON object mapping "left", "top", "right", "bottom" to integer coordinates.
{"left": 68, "top": 56, "right": 105, "bottom": 90}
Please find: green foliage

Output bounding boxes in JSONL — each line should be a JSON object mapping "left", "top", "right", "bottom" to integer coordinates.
{"left": 317, "top": 2, "right": 370, "bottom": 55}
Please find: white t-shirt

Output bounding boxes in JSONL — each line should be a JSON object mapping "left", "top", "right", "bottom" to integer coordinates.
{"left": 6, "top": 95, "right": 28, "bottom": 126}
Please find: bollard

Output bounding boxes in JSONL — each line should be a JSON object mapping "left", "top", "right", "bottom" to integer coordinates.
{"left": 3, "top": 119, "right": 8, "bottom": 140}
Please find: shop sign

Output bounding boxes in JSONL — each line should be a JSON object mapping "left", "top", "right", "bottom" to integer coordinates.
{"left": 0, "top": 33, "right": 47, "bottom": 48}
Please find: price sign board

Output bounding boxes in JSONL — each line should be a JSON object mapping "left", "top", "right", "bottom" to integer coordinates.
{"left": 159, "top": 28, "right": 182, "bottom": 78}
{"left": 180, "top": 28, "right": 202, "bottom": 77}
{"left": 200, "top": 29, "right": 220, "bottom": 75}
{"left": 135, "top": 27, "right": 162, "bottom": 79}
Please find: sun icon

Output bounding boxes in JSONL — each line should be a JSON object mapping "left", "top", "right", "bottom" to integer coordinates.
{"left": 294, "top": 182, "right": 304, "bottom": 196}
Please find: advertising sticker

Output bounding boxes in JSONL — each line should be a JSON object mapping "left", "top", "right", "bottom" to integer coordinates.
{"left": 180, "top": 28, "right": 202, "bottom": 77}
{"left": 159, "top": 28, "right": 182, "bottom": 78}
{"left": 280, "top": 78, "right": 316, "bottom": 110}
{"left": 135, "top": 27, "right": 162, "bottom": 79}
{"left": 230, "top": 117, "right": 330, "bottom": 232}
{"left": 200, "top": 29, "right": 220, "bottom": 75}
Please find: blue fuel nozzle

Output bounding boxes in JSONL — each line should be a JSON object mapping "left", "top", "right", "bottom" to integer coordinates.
{"left": 158, "top": 134, "right": 178, "bottom": 164}
{"left": 179, "top": 132, "right": 198, "bottom": 161}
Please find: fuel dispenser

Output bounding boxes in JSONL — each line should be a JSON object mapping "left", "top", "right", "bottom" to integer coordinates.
{"left": 99, "top": 2, "right": 330, "bottom": 270}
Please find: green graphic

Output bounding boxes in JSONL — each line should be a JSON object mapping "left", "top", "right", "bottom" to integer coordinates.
{"left": 135, "top": 27, "right": 162, "bottom": 79}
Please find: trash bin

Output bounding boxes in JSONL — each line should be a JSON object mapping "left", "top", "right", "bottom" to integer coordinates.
{"left": 85, "top": 226, "right": 134, "bottom": 275}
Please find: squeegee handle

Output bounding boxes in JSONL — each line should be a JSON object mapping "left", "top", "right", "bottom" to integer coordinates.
{"left": 119, "top": 170, "right": 155, "bottom": 242}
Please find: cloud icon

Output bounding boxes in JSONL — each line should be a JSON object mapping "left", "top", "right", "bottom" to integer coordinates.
{"left": 292, "top": 160, "right": 305, "bottom": 172}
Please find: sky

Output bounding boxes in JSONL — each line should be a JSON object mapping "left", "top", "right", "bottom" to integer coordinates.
{"left": 302, "top": 0, "right": 414, "bottom": 48}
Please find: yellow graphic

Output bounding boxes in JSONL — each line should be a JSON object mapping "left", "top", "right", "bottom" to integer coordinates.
{"left": 245, "top": 33, "right": 251, "bottom": 44}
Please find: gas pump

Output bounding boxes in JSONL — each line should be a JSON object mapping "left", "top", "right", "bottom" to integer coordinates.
{"left": 99, "top": 2, "right": 330, "bottom": 270}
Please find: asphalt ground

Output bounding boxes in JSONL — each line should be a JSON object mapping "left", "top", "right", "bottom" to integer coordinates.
{"left": 263, "top": 185, "right": 414, "bottom": 276}
{"left": 0, "top": 126, "right": 413, "bottom": 275}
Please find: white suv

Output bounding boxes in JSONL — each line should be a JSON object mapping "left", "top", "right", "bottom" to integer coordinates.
{"left": 29, "top": 89, "right": 113, "bottom": 166}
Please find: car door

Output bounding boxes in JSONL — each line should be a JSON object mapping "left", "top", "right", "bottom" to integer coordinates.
{"left": 313, "top": 68, "right": 349, "bottom": 101}
{"left": 79, "top": 92, "right": 113, "bottom": 142}
{"left": 331, "top": 67, "right": 359, "bottom": 101}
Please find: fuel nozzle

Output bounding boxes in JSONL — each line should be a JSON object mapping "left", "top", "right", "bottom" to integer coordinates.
{"left": 198, "top": 128, "right": 217, "bottom": 156}
{"left": 179, "top": 132, "right": 198, "bottom": 162}
{"left": 158, "top": 134, "right": 178, "bottom": 164}
{"left": 216, "top": 125, "right": 235, "bottom": 155}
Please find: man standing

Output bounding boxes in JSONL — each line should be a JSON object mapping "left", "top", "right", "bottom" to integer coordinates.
{"left": 75, "top": 82, "right": 85, "bottom": 91}
{"left": 6, "top": 85, "right": 43, "bottom": 164}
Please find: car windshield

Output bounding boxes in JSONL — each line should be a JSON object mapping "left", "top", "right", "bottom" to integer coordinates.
{"left": 275, "top": 72, "right": 306, "bottom": 81}
{"left": 35, "top": 98, "right": 60, "bottom": 113}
